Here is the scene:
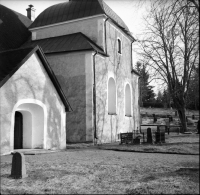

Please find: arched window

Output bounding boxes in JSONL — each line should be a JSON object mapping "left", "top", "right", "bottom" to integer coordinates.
{"left": 108, "top": 77, "right": 116, "bottom": 114}
{"left": 117, "top": 38, "right": 122, "bottom": 54}
{"left": 125, "top": 84, "right": 131, "bottom": 116}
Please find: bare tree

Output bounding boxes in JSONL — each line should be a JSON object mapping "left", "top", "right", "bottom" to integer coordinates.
{"left": 138, "top": 0, "right": 199, "bottom": 132}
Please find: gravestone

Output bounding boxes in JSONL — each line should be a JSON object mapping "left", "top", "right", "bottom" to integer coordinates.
{"left": 155, "top": 126, "right": 165, "bottom": 143}
{"left": 146, "top": 112, "right": 148, "bottom": 117}
{"left": 147, "top": 128, "right": 153, "bottom": 144}
{"left": 10, "top": 152, "right": 27, "bottom": 179}
{"left": 169, "top": 116, "right": 173, "bottom": 122}
{"left": 153, "top": 114, "right": 157, "bottom": 123}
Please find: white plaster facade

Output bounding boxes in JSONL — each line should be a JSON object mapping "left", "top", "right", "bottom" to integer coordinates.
{"left": 0, "top": 52, "right": 67, "bottom": 155}
{"left": 28, "top": 14, "right": 140, "bottom": 144}
{"left": 27, "top": 3, "right": 140, "bottom": 144}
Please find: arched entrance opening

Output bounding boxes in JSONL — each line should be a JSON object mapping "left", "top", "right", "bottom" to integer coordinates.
{"left": 14, "top": 111, "right": 23, "bottom": 149}
{"left": 13, "top": 102, "right": 45, "bottom": 149}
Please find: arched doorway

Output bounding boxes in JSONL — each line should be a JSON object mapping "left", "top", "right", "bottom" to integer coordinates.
{"left": 14, "top": 111, "right": 23, "bottom": 149}
{"left": 12, "top": 100, "right": 47, "bottom": 150}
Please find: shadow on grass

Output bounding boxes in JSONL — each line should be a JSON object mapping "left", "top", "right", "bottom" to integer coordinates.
{"left": 126, "top": 167, "right": 199, "bottom": 194}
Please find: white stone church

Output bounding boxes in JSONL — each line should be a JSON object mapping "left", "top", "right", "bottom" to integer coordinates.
{"left": 0, "top": 0, "right": 140, "bottom": 155}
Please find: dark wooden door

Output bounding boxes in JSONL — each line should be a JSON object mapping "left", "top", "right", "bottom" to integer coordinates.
{"left": 14, "top": 111, "right": 23, "bottom": 149}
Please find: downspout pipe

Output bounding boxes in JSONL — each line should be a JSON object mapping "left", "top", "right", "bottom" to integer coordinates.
{"left": 93, "top": 51, "right": 98, "bottom": 144}
{"left": 104, "top": 17, "right": 109, "bottom": 55}
{"left": 131, "top": 40, "right": 134, "bottom": 71}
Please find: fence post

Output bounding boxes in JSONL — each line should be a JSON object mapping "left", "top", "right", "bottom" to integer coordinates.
{"left": 143, "top": 132, "right": 145, "bottom": 143}
{"left": 147, "top": 128, "right": 153, "bottom": 144}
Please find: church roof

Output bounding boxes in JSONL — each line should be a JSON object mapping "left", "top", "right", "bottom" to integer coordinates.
{"left": 0, "top": 46, "right": 72, "bottom": 111}
{"left": 29, "top": 0, "right": 134, "bottom": 40}
{"left": 0, "top": 4, "right": 32, "bottom": 52}
{"left": 21, "top": 32, "right": 107, "bottom": 56}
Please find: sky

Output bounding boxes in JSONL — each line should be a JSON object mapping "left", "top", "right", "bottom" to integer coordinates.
{"left": 0, "top": 0, "right": 159, "bottom": 93}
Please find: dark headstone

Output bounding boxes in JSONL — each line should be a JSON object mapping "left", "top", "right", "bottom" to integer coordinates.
{"left": 155, "top": 132, "right": 165, "bottom": 143}
{"left": 10, "top": 152, "right": 27, "bottom": 179}
{"left": 175, "top": 111, "right": 178, "bottom": 116}
{"left": 192, "top": 115, "right": 195, "bottom": 119}
{"left": 147, "top": 128, "right": 153, "bottom": 144}
{"left": 169, "top": 116, "right": 173, "bottom": 122}
{"left": 153, "top": 114, "right": 157, "bottom": 123}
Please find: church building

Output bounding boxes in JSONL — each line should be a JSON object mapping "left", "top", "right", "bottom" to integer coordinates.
{"left": 0, "top": 0, "right": 140, "bottom": 155}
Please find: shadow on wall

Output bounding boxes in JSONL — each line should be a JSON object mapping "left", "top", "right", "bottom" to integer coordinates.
{"left": 56, "top": 74, "right": 87, "bottom": 143}
{"left": 42, "top": 75, "right": 64, "bottom": 149}
{"left": 1, "top": 71, "right": 64, "bottom": 151}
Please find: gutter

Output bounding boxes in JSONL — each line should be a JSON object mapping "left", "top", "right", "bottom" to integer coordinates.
{"left": 93, "top": 51, "right": 98, "bottom": 143}
{"left": 104, "top": 17, "right": 109, "bottom": 54}
{"left": 131, "top": 40, "right": 133, "bottom": 70}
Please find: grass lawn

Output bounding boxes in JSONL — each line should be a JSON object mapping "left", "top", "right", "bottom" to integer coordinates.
{"left": 1, "top": 134, "right": 199, "bottom": 194}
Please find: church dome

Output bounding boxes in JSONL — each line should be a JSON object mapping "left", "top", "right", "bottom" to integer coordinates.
{"left": 29, "top": 0, "right": 131, "bottom": 36}
{"left": 0, "top": 4, "right": 32, "bottom": 51}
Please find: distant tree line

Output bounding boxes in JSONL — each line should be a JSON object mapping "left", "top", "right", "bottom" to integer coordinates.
{"left": 136, "top": 61, "right": 199, "bottom": 110}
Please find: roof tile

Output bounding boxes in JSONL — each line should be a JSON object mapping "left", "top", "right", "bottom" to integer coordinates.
{"left": 21, "top": 32, "right": 107, "bottom": 56}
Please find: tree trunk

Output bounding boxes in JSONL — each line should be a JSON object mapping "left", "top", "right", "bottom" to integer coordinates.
{"left": 177, "top": 107, "right": 187, "bottom": 133}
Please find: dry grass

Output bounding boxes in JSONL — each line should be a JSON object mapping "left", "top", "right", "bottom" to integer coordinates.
{"left": 1, "top": 134, "right": 199, "bottom": 194}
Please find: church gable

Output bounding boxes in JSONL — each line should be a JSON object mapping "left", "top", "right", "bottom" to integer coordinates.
{"left": 0, "top": 46, "right": 71, "bottom": 111}
{"left": 0, "top": 46, "right": 71, "bottom": 155}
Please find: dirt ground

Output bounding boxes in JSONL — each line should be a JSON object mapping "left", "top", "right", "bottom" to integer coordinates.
{"left": 1, "top": 133, "right": 199, "bottom": 194}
